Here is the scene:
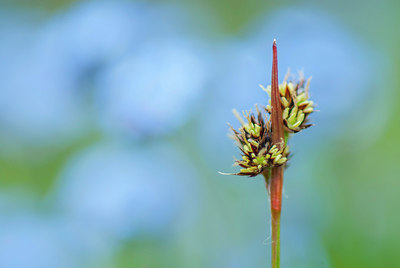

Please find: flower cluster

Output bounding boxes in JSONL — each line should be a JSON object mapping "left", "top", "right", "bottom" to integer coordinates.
{"left": 228, "top": 108, "right": 288, "bottom": 177}
{"left": 224, "top": 71, "right": 314, "bottom": 178}
{"left": 262, "top": 72, "right": 314, "bottom": 133}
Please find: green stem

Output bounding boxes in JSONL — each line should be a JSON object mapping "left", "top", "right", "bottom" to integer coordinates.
{"left": 270, "top": 166, "right": 283, "bottom": 268}
{"left": 263, "top": 169, "right": 281, "bottom": 268}
{"left": 271, "top": 209, "right": 281, "bottom": 268}
{"left": 284, "top": 131, "right": 289, "bottom": 145}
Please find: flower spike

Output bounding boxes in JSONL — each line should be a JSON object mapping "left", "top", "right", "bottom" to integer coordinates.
{"left": 225, "top": 107, "right": 288, "bottom": 177}
{"left": 265, "top": 71, "right": 314, "bottom": 133}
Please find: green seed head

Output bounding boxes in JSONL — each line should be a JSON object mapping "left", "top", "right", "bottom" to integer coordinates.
{"left": 227, "top": 107, "right": 289, "bottom": 177}
{"left": 262, "top": 71, "right": 314, "bottom": 133}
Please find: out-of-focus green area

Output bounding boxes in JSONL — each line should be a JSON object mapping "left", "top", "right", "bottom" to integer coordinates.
{"left": 0, "top": 0, "right": 399, "bottom": 267}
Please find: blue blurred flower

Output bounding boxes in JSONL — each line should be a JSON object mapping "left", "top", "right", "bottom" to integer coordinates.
{"left": 46, "top": 0, "right": 211, "bottom": 138}
{"left": 0, "top": 208, "right": 117, "bottom": 268}
{"left": 0, "top": 10, "right": 87, "bottom": 149}
{"left": 0, "top": 0, "right": 212, "bottom": 148}
{"left": 280, "top": 222, "right": 330, "bottom": 267}
{"left": 0, "top": 214, "right": 75, "bottom": 268}
{"left": 50, "top": 1, "right": 149, "bottom": 71}
{"left": 53, "top": 141, "right": 199, "bottom": 240}
{"left": 0, "top": 187, "right": 121, "bottom": 266}
{"left": 94, "top": 38, "right": 209, "bottom": 138}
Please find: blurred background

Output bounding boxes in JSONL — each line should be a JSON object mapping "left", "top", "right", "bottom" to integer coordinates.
{"left": 0, "top": 0, "right": 399, "bottom": 267}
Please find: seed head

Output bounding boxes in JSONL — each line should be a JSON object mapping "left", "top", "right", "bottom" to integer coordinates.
{"left": 261, "top": 71, "right": 314, "bottom": 133}
{"left": 226, "top": 107, "right": 288, "bottom": 177}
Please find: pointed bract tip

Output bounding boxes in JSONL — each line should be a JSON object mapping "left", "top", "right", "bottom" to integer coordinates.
{"left": 272, "top": 39, "right": 277, "bottom": 56}
{"left": 218, "top": 171, "right": 236, "bottom": 176}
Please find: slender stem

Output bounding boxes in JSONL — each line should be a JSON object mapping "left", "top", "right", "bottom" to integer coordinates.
{"left": 269, "top": 39, "right": 285, "bottom": 268}
{"left": 271, "top": 209, "right": 281, "bottom": 268}
{"left": 270, "top": 166, "right": 283, "bottom": 268}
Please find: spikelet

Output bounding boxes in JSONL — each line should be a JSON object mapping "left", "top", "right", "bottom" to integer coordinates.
{"left": 225, "top": 107, "right": 288, "bottom": 177}
{"left": 261, "top": 71, "right": 314, "bottom": 133}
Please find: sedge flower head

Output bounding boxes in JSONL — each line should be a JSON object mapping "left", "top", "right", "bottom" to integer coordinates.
{"left": 225, "top": 107, "right": 289, "bottom": 177}
{"left": 262, "top": 71, "right": 314, "bottom": 133}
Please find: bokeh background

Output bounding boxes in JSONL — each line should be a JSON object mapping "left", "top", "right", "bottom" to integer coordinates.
{"left": 0, "top": 0, "right": 399, "bottom": 267}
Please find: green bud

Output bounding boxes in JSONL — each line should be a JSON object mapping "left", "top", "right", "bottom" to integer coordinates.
{"left": 240, "top": 166, "right": 258, "bottom": 173}
{"left": 277, "top": 157, "right": 287, "bottom": 165}
{"left": 253, "top": 124, "right": 261, "bottom": 137}
{"left": 279, "top": 82, "right": 287, "bottom": 96}
{"left": 303, "top": 107, "right": 314, "bottom": 113}
{"left": 243, "top": 145, "right": 251, "bottom": 152}
{"left": 281, "top": 97, "right": 290, "bottom": 107}
{"left": 291, "top": 111, "right": 305, "bottom": 128}
{"left": 297, "top": 111, "right": 305, "bottom": 122}
{"left": 269, "top": 145, "right": 278, "bottom": 154}
{"left": 283, "top": 146, "right": 289, "bottom": 155}
{"left": 292, "top": 120, "right": 302, "bottom": 128}
{"left": 288, "top": 107, "right": 298, "bottom": 125}
{"left": 283, "top": 107, "right": 289, "bottom": 120}
{"left": 273, "top": 154, "right": 282, "bottom": 164}
{"left": 296, "top": 92, "right": 307, "bottom": 103}
{"left": 249, "top": 139, "right": 258, "bottom": 147}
